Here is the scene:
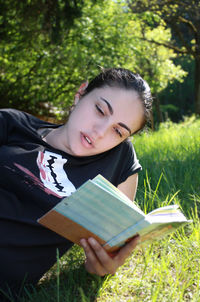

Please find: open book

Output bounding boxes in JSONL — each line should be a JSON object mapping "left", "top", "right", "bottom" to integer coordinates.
{"left": 38, "top": 175, "right": 191, "bottom": 252}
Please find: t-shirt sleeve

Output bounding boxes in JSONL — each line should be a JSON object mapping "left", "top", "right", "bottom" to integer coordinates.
{"left": 118, "top": 139, "right": 142, "bottom": 184}
{"left": 0, "top": 108, "right": 29, "bottom": 145}
{"left": 0, "top": 108, "right": 52, "bottom": 146}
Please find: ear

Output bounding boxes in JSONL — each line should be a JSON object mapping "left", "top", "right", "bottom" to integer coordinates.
{"left": 74, "top": 81, "right": 89, "bottom": 105}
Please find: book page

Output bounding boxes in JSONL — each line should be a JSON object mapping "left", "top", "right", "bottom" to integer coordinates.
{"left": 146, "top": 205, "right": 190, "bottom": 224}
{"left": 103, "top": 205, "right": 190, "bottom": 248}
{"left": 138, "top": 221, "right": 189, "bottom": 244}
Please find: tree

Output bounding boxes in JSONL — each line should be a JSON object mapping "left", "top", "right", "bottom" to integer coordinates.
{"left": 0, "top": 0, "right": 186, "bottom": 122}
{"left": 135, "top": 26, "right": 186, "bottom": 123}
{"left": 129, "top": 0, "right": 200, "bottom": 115}
{"left": 0, "top": 0, "right": 87, "bottom": 44}
{"left": 0, "top": 0, "right": 100, "bottom": 116}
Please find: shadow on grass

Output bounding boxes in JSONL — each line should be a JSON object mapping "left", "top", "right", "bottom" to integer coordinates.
{"left": 21, "top": 245, "right": 106, "bottom": 302}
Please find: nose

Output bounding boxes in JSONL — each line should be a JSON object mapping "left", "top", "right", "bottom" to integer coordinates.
{"left": 93, "top": 121, "right": 109, "bottom": 139}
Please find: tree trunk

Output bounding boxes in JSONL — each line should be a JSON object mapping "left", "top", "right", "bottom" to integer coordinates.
{"left": 194, "top": 56, "right": 200, "bottom": 115}
{"left": 150, "top": 112, "right": 155, "bottom": 131}
{"left": 154, "top": 95, "right": 164, "bottom": 124}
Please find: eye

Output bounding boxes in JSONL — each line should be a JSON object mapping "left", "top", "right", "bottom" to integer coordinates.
{"left": 114, "top": 127, "right": 122, "bottom": 138}
{"left": 95, "top": 104, "right": 105, "bottom": 116}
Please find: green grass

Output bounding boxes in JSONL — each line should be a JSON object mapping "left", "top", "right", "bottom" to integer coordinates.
{"left": 16, "top": 116, "right": 200, "bottom": 301}
{"left": 133, "top": 115, "right": 200, "bottom": 215}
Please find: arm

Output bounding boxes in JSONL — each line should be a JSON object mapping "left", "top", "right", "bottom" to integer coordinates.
{"left": 80, "top": 173, "right": 140, "bottom": 276}
{"left": 117, "top": 173, "right": 138, "bottom": 201}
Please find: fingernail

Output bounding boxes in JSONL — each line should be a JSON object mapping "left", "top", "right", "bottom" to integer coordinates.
{"left": 88, "top": 237, "right": 96, "bottom": 245}
{"left": 136, "top": 236, "right": 141, "bottom": 244}
{"left": 80, "top": 239, "right": 87, "bottom": 248}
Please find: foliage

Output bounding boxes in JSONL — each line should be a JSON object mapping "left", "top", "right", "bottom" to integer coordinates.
{"left": 129, "top": 0, "right": 200, "bottom": 114}
{"left": 125, "top": 19, "right": 187, "bottom": 94}
{"left": 159, "top": 56, "right": 195, "bottom": 121}
{"left": 0, "top": 0, "right": 87, "bottom": 44}
{"left": 0, "top": 0, "right": 186, "bottom": 120}
{"left": 129, "top": 0, "right": 200, "bottom": 57}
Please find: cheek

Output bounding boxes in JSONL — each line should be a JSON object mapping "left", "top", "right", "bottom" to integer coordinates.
{"left": 69, "top": 105, "right": 86, "bottom": 122}
{"left": 104, "top": 134, "right": 121, "bottom": 148}
{"left": 77, "top": 103, "right": 94, "bottom": 121}
{"left": 71, "top": 108, "right": 94, "bottom": 131}
{"left": 128, "top": 112, "right": 144, "bottom": 134}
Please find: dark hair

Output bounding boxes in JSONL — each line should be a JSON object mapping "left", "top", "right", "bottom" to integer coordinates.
{"left": 84, "top": 68, "right": 153, "bottom": 133}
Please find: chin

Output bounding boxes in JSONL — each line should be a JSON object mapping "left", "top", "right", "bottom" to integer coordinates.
{"left": 68, "top": 143, "right": 104, "bottom": 157}
{"left": 73, "top": 151, "right": 94, "bottom": 157}
{"left": 71, "top": 149, "right": 98, "bottom": 157}
{"left": 67, "top": 148, "right": 88, "bottom": 157}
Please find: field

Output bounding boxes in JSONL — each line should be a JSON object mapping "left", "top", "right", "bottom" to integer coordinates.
{"left": 9, "top": 117, "right": 200, "bottom": 301}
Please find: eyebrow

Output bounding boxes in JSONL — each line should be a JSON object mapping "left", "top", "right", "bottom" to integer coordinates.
{"left": 100, "top": 97, "right": 113, "bottom": 114}
{"left": 100, "top": 97, "right": 132, "bottom": 135}
{"left": 118, "top": 122, "right": 131, "bottom": 136}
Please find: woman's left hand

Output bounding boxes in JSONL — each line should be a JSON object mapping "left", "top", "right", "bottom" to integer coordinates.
{"left": 80, "top": 235, "right": 140, "bottom": 276}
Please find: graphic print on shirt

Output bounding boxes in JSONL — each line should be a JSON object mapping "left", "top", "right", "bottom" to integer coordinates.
{"left": 37, "top": 150, "right": 76, "bottom": 197}
{"left": 13, "top": 162, "right": 62, "bottom": 198}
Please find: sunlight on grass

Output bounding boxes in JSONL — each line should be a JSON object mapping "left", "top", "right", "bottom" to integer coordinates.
{"left": 133, "top": 116, "right": 200, "bottom": 214}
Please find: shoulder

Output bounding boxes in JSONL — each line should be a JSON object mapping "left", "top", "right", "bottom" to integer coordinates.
{"left": 0, "top": 108, "right": 36, "bottom": 124}
{"left": 0, "top": 108, "right": 56, "bottom": 129}
{"left": 0, "top": 109, "right": 60, "bottom": 145}
{"left": 0, "top": 108, "right": 30, "bottom": 119}
{"left": 114, "top": 138, "right": 142, "bottom": 184}
{"left": 115, "top": 138, "right": 138, "bottom": 160}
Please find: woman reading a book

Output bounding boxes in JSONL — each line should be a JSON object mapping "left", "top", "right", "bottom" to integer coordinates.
{"left": 0, "top": 68, "right": 152, "bottom": 299}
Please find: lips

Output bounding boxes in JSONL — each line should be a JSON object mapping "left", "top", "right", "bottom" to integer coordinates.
{"left": 85, "top": 135, "right": 92, "bottom": 144}
{"left": 80, "top": 132, "right": 94, "bottom": 148}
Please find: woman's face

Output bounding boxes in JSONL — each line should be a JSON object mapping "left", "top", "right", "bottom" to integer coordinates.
{"left": 60, "top": 86, "right": 144, "bottom": 156}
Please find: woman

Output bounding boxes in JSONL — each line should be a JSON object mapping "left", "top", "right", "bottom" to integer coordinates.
{"left": 0, "top": 68, "right": 152, "bottom": 299}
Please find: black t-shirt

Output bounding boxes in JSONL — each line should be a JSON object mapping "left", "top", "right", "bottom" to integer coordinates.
{"left": 0, "top": 109, "right": 142, "bottom": 293}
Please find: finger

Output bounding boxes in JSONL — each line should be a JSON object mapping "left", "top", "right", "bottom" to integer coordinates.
{"left": 80, "top": 239, "right": 107, "bottom": 276}
{"left": 115, "top": 235, "right": 140, "bottom": 265}
{"left": 87, "top": 238, "right": 117, "bottom": 275}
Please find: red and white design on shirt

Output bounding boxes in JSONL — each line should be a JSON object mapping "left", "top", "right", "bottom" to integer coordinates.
{"left": 36, "top": 150, "right": 76, "bottom": 197}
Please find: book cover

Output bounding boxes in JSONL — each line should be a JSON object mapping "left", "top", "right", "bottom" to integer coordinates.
{"left": 38, "top": 175, "right": 190, "bottom": 252}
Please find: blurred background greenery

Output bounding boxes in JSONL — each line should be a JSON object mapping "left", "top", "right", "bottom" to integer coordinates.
{"left": 0, "top": 0, "right": 199, "bottom": 127}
